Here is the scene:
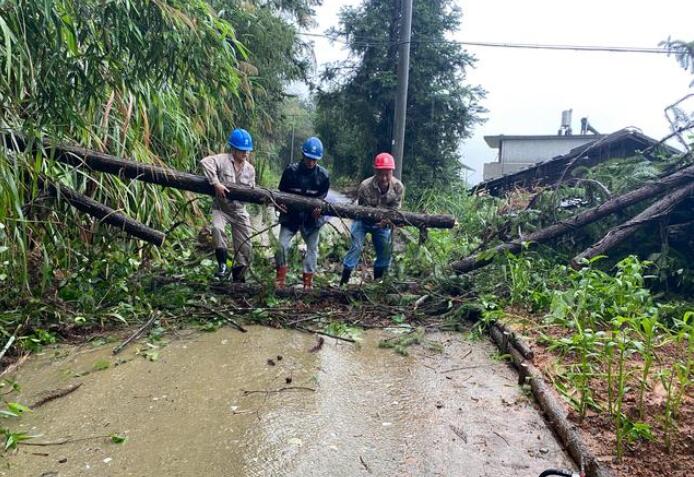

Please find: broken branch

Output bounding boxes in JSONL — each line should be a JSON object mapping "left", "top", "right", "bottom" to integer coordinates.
{"left": 29, "top": 383, "right": 82, "bottom": 409}
{"left": 572, "top": 181, "right": 694, "bottom": 267}
{"left": 451, "top": 164, "right": 694, "bottom": 273}
{"left": 41, "top": 176, "right": 165, "bottom": 246}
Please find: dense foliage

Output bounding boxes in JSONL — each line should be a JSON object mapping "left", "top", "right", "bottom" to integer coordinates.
{"left": 314, "top": 0, "right": 485, "bottom": 194}
{"left": 0, "top": 0, "right": 317, "bottom": 296}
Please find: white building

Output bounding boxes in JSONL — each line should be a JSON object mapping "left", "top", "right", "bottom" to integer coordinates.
{"left": 482, "top": 134, "right": 602, "bottom": 181}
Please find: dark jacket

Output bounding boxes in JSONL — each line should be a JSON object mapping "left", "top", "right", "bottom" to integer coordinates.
{"left": 278, "top": 161, "right": 330, "bottom": 231}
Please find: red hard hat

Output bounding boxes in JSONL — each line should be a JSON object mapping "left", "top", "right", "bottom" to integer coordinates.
{"left": 374, "top": 152, "right": 395, "bottom": 170}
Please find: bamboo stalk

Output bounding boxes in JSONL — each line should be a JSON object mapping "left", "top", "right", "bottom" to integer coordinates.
{"left": 26, "top": 140, "right": 455, "bottom": 229}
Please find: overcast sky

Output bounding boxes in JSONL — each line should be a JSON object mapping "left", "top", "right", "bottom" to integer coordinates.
{"left": 302, "top": 0, "right": 694, "bottom": 184}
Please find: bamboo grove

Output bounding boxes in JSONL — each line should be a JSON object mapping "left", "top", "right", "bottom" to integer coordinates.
{"left": 0, "top": 0, "right": 318, "bottom": 294}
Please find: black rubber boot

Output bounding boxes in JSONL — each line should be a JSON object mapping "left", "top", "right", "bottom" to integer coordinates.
{"left": 373, "top": 266, "right": 387, "bottom": 280}
{"left": 215, "top": 248, "right": 228, "bottom": 279}
{"left": 340, "top": 267, "right": 352, "bottom": 286}
{"left": 231, "top": 266, "right": 247, "bottom": 283}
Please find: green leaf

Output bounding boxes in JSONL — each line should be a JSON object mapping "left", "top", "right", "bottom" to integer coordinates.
{"left": 110, "top": 434, "right": 127, "bottom": 444}
{"left": 6, "top": 403, "right": 30, "bottom": 416}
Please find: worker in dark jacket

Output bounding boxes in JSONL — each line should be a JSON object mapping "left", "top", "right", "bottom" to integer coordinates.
{"left": 340, "top": 152, "right": 404, "bottom": 285}
{"left": 275, "top": 137, "right": 330, "bottom": 290}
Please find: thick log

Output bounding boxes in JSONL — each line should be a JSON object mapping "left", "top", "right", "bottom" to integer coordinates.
{"left": 43, "top": 178, "right": 165, "bottom": 246}
{"left": 668, "top": 220, "right": 694, "bottom": 242}
{"left": 572, "top": 181, "right": 694, "bottom": 267}
{"left": 33, "top": 141, "right": 455, "bottom": 229}
{"left": 451, "top": 164, "right": 694, "bottom": 273}
{"left": 489, "top": 326, "right": 615, "bottom": 477}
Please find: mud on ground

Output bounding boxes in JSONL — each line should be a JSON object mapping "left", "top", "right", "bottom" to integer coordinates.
{"left": 4, "top": 325, "right": 574, "bottom": 477}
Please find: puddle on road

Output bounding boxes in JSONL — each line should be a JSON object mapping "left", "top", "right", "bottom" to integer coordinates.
{"left": 6, "top": 327, "right": 573, "bottom": 476}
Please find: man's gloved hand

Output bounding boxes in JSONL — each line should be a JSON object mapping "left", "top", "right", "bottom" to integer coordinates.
{"left": 214, "top": 183, "right": 229, "bottom": 199}
{"left": 311, "top": 207, "right": 322, "bottom": 219}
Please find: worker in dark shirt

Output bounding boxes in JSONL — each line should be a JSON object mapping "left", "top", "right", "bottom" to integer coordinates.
{"left": 275, "top": 137, "right": 330, "bottom": 290}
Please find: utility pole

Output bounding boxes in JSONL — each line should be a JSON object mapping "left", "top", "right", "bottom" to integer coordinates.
{"left": 289, "top": 118, "right": 296, "bottom": 164}
{"left": 392, "top": 0, "right": 413, "bottom": 181}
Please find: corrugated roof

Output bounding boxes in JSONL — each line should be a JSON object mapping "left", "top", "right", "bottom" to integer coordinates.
{"left": 484, "top": 134, "right": 605, "bottom": 149}
{"left": 473, "top": 128, "right": 680, "bottom": 196}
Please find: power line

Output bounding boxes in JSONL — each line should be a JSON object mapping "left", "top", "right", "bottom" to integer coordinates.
{"left": 297, "top": 32, "right": 672, "bottom": 54}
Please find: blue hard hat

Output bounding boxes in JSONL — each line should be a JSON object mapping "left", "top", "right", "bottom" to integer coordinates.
{"left": 302, "top": 137, "right": 323, "bottom": 160}
{"left": 227, "top": 128, "right": 253, "bottom": 151}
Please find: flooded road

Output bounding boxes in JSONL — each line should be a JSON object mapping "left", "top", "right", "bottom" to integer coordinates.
{"left": 7, "top": 327, "right": 573, "bottom": 476}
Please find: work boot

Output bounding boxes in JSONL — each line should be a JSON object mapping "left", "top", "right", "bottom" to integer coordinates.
{"left": 215, "top": 263, "right": 228, "bottom": 279}
{"left": 275, "top": 266, "right": 288, "bottom": 288}
{"left": 215, "top": 248, "right": 228, "bottom": 279}
{"left": 373, "top": 266, "right": 387, "bottom": 280}
{"left": 340, "top": 267, "right": 352, "bottom": 286}
{"left": 303, "top": 272, "right": 314, "bottom": 291}
{"left": 231, "top": 266, "right": 247, "bottom": 283}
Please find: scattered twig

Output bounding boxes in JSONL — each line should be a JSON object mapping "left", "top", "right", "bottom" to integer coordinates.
{"left": 22, "top": 435, "right": 113, "bottom": 447}
{"left": 309, "top": 336, "right": 325, "bottom": 353}
{"left": 113, "top": 313, "right": 158, "bottom": 355}
{"left": 293, "top": 325, "right": 356, "bottom": 343}
{"left": 493, "top": 430, "right": 510, "bottom": 446}
{"left": 286, "top": 315, "right": 323, "bottom": 327}
{"left": 359, "top": 455, "right": 370, "bottom": 472}
{"left": 0, "top": 353, "right": 31, "bottom": 378}
{"left": 30, "top": 383, "right": 82, "bottom": 409}
{"left": 188, "top": 303, "right": 247, "bottom": 333}
{"left": 0, "top": 334, "right": 17, "bottom": 364}
{"left": 449, "top": 424, "right": 468, "bottom": 443}
{"left": 241, "top": 386, "right": 316, "bottom": 395}
{"left": 442, "top": 363, "right": 495, "bottom": 374}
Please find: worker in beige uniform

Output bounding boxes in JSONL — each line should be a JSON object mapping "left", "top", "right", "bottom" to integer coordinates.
{"left": 200, "top": 128, "right": 256, "bottom": 282}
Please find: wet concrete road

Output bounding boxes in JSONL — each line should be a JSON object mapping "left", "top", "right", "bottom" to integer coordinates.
{"left": 6, "top": 327, "right": 573, "bottom": 476}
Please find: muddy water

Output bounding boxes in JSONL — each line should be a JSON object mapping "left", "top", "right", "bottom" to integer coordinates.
{"left": 7, "top": 328, "right": 573, "bottom": 476}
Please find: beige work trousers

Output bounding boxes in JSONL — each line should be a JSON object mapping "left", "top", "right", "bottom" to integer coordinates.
{"left": 211, "top": 207, "right": 252, "bottom": 268}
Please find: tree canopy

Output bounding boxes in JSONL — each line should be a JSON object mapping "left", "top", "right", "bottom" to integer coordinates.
{"left": 314, "top": 0, "right": 486, "bottom": 194}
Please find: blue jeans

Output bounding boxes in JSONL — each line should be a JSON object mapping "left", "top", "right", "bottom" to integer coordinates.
{"left": 343, "top": 220, "right": 392, "bottom": 270}
{"left": 276, "top": 225, "right": 321, "bottom": 273}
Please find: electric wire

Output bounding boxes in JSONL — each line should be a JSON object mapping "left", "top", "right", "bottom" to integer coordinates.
{"left": 297, "top": 32, "right": 673, "bottom": 55}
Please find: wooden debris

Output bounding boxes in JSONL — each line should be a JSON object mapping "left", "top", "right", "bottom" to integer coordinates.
{"left": 24, "top": 140, "right": 455, "bottom": 229}
{"left": 488, "top": 325, "right": 615, "bottom": 477}
{"left": 187, "top": 303, "right": 247, "bottom": 333}
{"left": 0, "top": 334, "right": 17, "bottom": 365}
{"left": 241, "top": 386, "right": 316, "bottom": 395}
{"left": 40, "top": 176, "right": 165, "bottom": 246}
{"left": 293, "top": 326, "right": 356, "bottom": 343}
{"left": 309, "top": 336, "right": 325, "bottom": 353}
{"left": 112, "top": 313, "right": 158, "bottom": 355}
{"left": 29, "top": 383, "right": 82, "bottom": 409}
{"left": 451, "top": 164, "right": 694, "bottom": 274}
{"left": 572, "top": 181, "right": 694, "bottom": 267}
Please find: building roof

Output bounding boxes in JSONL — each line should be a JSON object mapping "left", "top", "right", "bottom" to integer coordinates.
{"left": 483, "top": 134, "right": 605, "bottom": 149}
{"left": 473, "top": 128, "right": 680, "bottom": 197}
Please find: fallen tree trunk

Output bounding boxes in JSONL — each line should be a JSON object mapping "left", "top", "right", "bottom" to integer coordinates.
{"left": 42, "top": 178, "right": 165, "bottom": 246}
{"left": 450, "top": 164, "right": 694, "bottom": 273}
{"left": 23, "top": 140, "right": 455, "bottom": 229}
{"left": 668, "top": 220, "right": 694, "bottom": 242}
{"left": 572, "top": 181, "right": 694, "bottom": 267}
{"left": 488, "top": 326, "right": 614, "bottom": 477}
